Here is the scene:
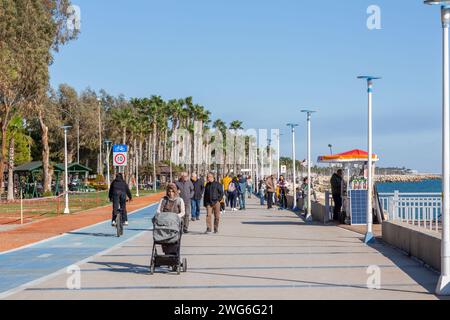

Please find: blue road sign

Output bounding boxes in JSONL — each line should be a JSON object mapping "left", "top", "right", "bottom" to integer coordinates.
{"left": 113, "top": 144, "right": 128, "bottom": 153}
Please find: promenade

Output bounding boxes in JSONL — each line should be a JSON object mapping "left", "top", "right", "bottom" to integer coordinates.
{"left": 0, "top": 197, "right": 442, "bottom": 300}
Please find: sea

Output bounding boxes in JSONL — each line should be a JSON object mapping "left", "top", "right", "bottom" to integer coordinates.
{"left": 376, "top": 179, "right": 442, "bottom": 194}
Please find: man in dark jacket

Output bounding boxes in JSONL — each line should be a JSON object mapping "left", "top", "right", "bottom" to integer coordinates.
{"left": 109, "top": 173, "right": 132, "bottom": 226}
{"left": 330, "top": 169, "right": 343, "bottom": 221}
{"left": 204, "top": 172, "right": 224, "bottom": 234}
{"left": 191, "top": 173, "right": 205, "bottom": 221}
{"left": 175, "top": 172, "right": 195, "bottom": 233}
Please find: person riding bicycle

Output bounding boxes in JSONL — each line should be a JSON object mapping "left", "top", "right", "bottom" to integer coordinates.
{"left": 109, "top": 173, "right": 132, "bottom": 227}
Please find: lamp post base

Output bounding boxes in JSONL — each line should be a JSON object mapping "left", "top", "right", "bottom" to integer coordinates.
{"left": 64, "top": 208, "right": 70, "bottom": 214}
{"left": 436, "top": 275, "right": 450, "bottom": 296}
{"left": 364, "top": 232, "right": 375, "bottom": 244}
{"left": 305, "top": 214, "right": 313, "bottom": 223}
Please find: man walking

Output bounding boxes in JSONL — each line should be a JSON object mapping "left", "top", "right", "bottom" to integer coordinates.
{"left": 238, "top": 174, "right": 247, "bottom": 210}
{"left": 265, "top": 175, "right": 275, "bottom": 209}
{"left": 330, "top": 169, "right": 343, "bottom": 222}
{"left": 191, "top": 173, "right": 205, "bottom": 221}
{"left": 175, "top": 172, "right": 195, "bottom": 233}
{"left": 204, "top": 173, "right": 224, "bottom": 234}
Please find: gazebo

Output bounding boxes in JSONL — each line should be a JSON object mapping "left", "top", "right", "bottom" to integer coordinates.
{"left": 13, "top": 161, "right": 92, "bottom": 198}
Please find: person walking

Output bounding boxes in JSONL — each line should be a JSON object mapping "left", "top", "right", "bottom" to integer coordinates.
{"left": 227, "top": 177, "right": 239, "bottom": 211}
{"left": 204, "top": 173, "right": 224, "bottom": 234}
{"left": 247, "top": 176, "right": 253, "bottom": 199}
{"left": 258, "top": 179, "right": 266, "bottom": 206}
{"left": 278, "top": 175, "right": 288, "bottom": 210}
{"left": 175, "top": 172, "right": 195, "bottom": 233}
{"left": 109, "top": 173, "right": 132, "bottom": 227}
{"left": 301, "top": 177, "right": 317, "bottom": 215}
{"left": 155, "top": 183, "right": 186, "bottom": 254}
{"left": 222, "top": 173, "right": 232, "bottom": 207}
{"left": 238, "top": 174, "right": 247, "bottom": 210}
{"left": 265, "top": 175, "right": 275, "bottom": 209}
{"left": 330, "top": 169, "right": 344, "bottom": 221}
{"left": 191, "top": 173, "right": 204, "bottom": 221}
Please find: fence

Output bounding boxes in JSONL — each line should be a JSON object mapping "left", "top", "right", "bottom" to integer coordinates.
{"left": 0, "top": 191, "right": 109, "bottom": 226}
{"left": 379, "top": 191, "right": 442, "bottom": 232}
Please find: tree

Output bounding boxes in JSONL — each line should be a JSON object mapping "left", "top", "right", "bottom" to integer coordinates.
{"left": 0, "top": 0, "right": 78, "bottom": 194}
{"left": 229, "top": 120, "right": 243, "bottom": 174}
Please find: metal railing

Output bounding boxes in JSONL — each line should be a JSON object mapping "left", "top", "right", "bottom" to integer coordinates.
{"left": 379, "top": 191, "right": 442, "bottom": 232}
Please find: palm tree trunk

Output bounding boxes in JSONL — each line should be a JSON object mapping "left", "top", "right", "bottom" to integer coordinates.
{"left": 152, "top": 122, "right": 157, "bottom": 190}
{"left": 7, "top": 135, "right": 14, "bottom": 201}
{"left": 0, "top": 121, "right": 8, "bottom": 195}
{"left": 39, "top": 111, "right": 52, "bottom": 194}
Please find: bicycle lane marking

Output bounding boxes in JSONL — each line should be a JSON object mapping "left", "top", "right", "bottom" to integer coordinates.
{"left": 0, "top": 203, "right": 158, "bottom": 297}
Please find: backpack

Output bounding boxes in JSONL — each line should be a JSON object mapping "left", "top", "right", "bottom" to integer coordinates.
{"left": 228, "top": 182, "right": 236, "bottom": 193}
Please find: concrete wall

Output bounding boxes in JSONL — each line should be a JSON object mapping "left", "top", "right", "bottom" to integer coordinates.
{"left": 286, "top": 195, "right": 330, "bottom": 224}
{"left": 382, "top": 220, "right": 441, "bottom": 271}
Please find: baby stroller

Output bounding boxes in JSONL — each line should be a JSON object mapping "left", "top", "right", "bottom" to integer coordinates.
{"left": 150, "top": 212, "right": 187, "bottom": 275}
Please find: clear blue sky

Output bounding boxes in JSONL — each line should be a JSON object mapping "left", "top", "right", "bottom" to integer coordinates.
{"left": 50, "top": 0, "right": 443, "bottom": 173}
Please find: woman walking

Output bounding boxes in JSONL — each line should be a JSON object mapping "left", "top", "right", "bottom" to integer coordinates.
{"left": 155, "top": 183, "right": 186, "bottom": 254}
{"left": 278, "top": 175, "right": 288, "bottom": 210}
{"left": 227, "top": 177, "right": 239, "bottom": 212}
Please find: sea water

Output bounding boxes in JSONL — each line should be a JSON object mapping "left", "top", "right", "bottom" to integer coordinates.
{"left": 376, "top": 179, "right": 441, "bottom": 194}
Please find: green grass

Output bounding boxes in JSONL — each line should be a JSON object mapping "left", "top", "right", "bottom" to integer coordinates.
{"left": 0, "top": 189, "right": 162, "bottom": 220}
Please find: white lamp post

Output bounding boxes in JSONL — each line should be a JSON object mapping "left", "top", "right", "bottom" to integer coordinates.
{"left": 287, "top": 123, "right": 299, "bottom": 210}
{"left": 104, "top": 140, "right": 112, "bottom": 189}
{"left": 301, "top": 110, "right": 316, "bottom": 222}
{"left": 424, "top": 0, "right": 450, "bottom": 296}
{"left": 61, "top": 125, "right": 72, "bottom": 214}
{"left": 267, "top": 138, "right": 272, "bottom": 176}
{"left": 357, "top": 76, "right": 381, "bottom": 244}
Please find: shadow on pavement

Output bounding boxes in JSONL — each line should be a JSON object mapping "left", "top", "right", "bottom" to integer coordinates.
{"left": 67, "top": 232, "right": 116, "bottom": 238}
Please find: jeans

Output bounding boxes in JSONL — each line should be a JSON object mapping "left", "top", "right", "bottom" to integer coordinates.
{"left": 112, "top": 193, "right": 128, "bottom": 222}
{"left": 191, "top": 199, "right": 201, "bottom": 218}
{"left": 279, "top": 190, "right": 288, "bottom": 209}
{"left": 247, "top": 186, "right": 253, "bottom": 198}
{"left": 228, "top": 192, "right": 237, "bottom": 209}
{"left": 267, "top": 192, "right": 274, "bottom": 209}
{"left": 259, "top": 191, "right": 265, "bottom": 205}
{"left": 332, "top": 194, "right": 342, "bottom": 220}
{"left": 239, "top": 192, "right": 246, "bottom": 209}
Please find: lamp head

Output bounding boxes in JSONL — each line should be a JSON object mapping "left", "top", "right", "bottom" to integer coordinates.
{"left": 301, "top": 109, "right": 317, "bottom": 115}
{"left": 424, "top": 0, "right": 450, "bottom": 5}
{"left": 357, "top": 76, "right": 382, "bottom": 81}
{"left": 60, "top": 125, "right": 72, "bottom": 130}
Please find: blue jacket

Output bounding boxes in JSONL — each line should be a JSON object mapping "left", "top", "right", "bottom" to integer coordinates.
{"left": 238, "top": 177, "right": 247, "bottom": 194}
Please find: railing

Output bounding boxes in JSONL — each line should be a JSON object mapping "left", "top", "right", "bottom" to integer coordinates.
{"left": 379, "top": 191, "right": 442, "bottom": 232}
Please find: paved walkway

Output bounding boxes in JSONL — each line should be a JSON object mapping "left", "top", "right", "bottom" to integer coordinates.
{"left": 1, "top": 198, "right": 442, "bottom": 300}
{"left": 0, "top": 193, "right": 164, "bottom": 252}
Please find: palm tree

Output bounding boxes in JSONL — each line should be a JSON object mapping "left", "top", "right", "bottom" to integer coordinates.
{"left": 229, "top": 120, "right": 243, "bottom": 174}
{"left": 213, "top": 119, "right": 227, "bottom": 175}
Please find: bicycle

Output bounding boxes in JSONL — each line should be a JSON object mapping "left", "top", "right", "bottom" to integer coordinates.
{"left": 115, "top": 207, "right": 124, "bottom": 237}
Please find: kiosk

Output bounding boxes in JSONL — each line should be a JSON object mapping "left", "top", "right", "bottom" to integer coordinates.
{"left": 318, "top": 150, "right": 380, "bottom": 225}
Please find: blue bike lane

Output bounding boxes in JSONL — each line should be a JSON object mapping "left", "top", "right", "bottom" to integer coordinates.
{"left": 0, "top": 203, "right": 157, "bottom": 297}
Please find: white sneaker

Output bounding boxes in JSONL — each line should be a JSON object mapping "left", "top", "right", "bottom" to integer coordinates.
{"left": 124, "top": 221, "right": 129, "bottom": 226}
{"left": 112, "top": 221, "right": 116, "bottom": 227}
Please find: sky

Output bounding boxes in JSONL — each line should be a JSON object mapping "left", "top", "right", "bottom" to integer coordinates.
{"left": 50, "top": 0, "right": 444, "bottom": 173}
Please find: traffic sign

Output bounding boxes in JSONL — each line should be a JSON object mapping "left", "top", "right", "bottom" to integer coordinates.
{"left": 113, "top": 144, "right": 128, "bottom": 167}
{"left": 113, "top": 144, "right": 128, "bottom": 153}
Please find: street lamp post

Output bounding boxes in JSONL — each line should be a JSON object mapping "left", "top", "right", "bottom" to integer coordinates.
{"left": 104, "top": 140, "right": 112, "bottom": 189}
{"left": 287, "top": 124, "right": 299, "bottom": 210}
{"left": 61, "top": 125, "right": 72, "bottom": 214}
{"left": 97, "top": 98, "right": 103, "bottom": 177}
{"left": 425, "top": 0, "right": 450, "bottom": 296}
{"left": 267, "top": 138, "right": 272, "bottom": 176}
{"left": 358, "top": 76, "right": 381, "bottom": 244}
{"left": 301, "top": 110, "right": 316, "bottom": 222}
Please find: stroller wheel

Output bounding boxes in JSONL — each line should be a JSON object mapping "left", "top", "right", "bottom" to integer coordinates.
{"left": 182, "top": 258, "right": 187, "bottom": 273}
{"left": 149, "top": 263, "right": 155, "bottom": 275}
{"left": 177, "top": 264, "right": 181, "bottom": 275}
